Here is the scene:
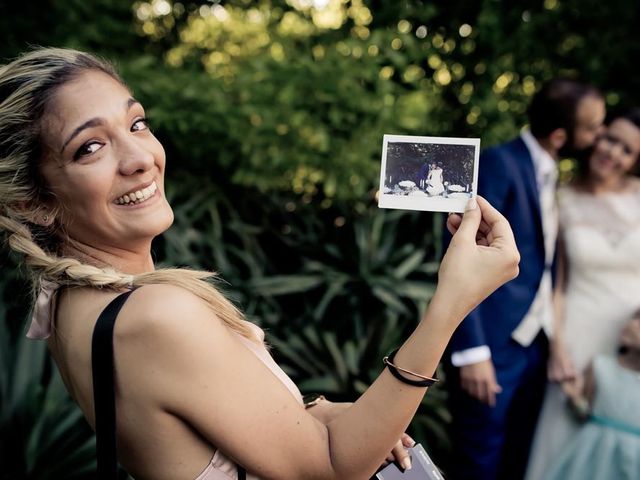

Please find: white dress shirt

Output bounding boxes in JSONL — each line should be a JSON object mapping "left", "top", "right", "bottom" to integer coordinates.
{"left": 451, "top": 130, "right": 558, "bottom": 367}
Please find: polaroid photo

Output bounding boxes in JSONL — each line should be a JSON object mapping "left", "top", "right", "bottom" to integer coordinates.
{"left": 378, "top": 134, "right": 480, "bottom": 213}
{"left": 375, "top": 443, "right": 445, "bottom": 480}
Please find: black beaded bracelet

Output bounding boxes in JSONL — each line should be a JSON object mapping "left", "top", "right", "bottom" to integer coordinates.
{"left": 383, "top": 348, "right": 439, "bottom": 387}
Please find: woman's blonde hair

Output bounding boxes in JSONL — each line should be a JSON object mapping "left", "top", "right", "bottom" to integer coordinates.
{"left": 0, "top": 47, "right": 254, "bottom": 340}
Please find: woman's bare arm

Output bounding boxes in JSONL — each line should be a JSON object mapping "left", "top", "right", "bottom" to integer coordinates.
{"left": 548, "top": 231, "right": 577, "bottom": 382}
{"left": 119, "top": 197, "right": 519, "bottom": 480}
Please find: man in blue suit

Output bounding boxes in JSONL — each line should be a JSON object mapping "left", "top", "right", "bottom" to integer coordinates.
{"left": 446, "top": 79, "right": 605, "bottom": 480}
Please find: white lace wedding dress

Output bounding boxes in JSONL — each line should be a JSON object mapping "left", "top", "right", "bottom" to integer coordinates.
{"left": 426, "top": 168, "right": 445, "bottom": 196}
{"left": 525, "top": 185, "right": 640, "bottom": 480}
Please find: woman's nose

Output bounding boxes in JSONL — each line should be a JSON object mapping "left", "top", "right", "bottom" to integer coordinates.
{"left": 609, "top": 141, "right": 624, "bottom": 158}
{"left": 117, "top": 137, "right": 155, "bottom": 175}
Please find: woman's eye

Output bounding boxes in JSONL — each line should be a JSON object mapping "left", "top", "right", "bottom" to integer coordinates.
{"left": 73, "top": 141, "right": 103, "bottom": 160}
{"left": 131, "top": 117, "right": 150, "bottom": 132}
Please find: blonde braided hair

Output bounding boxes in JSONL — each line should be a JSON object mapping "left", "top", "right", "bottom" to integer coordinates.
{"left": 0, "top": 47, "right": 254, "bottom": 340}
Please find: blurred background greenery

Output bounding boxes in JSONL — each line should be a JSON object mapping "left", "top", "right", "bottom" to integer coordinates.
{"left": 1, "top": 0, "right": 639, "bottom": 477}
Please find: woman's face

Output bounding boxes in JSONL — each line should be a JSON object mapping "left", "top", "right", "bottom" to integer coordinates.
{"left": 589, "top": 118, "right": 640, "bottom": 184}
{"left": 39, "top": 70, "right": 174, "bottom": 254}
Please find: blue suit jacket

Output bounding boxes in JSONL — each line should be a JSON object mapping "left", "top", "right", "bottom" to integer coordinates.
{"left": 449, "top": 137, "right": 546, "bottom": 354}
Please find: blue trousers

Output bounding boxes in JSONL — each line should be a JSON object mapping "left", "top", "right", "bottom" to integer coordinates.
{"left": 446, "top": 333, "right": 548, "bottom": 480}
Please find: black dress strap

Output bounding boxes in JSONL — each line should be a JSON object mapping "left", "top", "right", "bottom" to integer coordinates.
{"left": 92, "top": 290, "right": 135, "bottom": 480}
{"left": 91, "top": 289, "right": 248, "bottom": 480}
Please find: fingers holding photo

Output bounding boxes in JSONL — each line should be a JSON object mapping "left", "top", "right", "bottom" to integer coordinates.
{"left": 437, "top": 196, "right": 520, "bottom": 317}
{"left": 447, "top": 196, "right": 517, "bottom": 250}
{"left": 447, "top": 212, "right": 492, "bottom": 246}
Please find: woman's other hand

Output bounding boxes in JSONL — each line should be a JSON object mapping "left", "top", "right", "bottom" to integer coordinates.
{"left": 382, "top": 433, "right": 416, "bottom": 471}
{"left": 435, "top": 196, "right": 520, "bottom": 323}
{"left": 305, "top": 398, "right": 350, "bottom": 424}
{"left": 561, "top": 374, "right": 590, "bottom": 420}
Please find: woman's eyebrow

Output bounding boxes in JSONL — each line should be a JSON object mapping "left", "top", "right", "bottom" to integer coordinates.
{"left": 60, "top": 97, "right": 142, "bottom": 154}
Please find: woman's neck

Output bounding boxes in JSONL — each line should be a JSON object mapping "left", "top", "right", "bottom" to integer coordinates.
{"left": 60, "top": 238, "right": 155, "bottom": 275}
{"left": 586, "top": 175, "right": 634, "bottom": 195}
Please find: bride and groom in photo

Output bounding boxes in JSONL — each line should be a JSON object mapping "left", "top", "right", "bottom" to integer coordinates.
{"left": 379, "top": 137, "right": 478, "bottom": 214}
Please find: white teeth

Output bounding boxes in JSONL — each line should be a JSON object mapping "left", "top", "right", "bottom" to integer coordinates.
{"left": 115, "top": 181, "right": 158, "bottom": 205}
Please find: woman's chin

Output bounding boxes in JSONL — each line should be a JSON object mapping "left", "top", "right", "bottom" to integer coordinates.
{"left": 589, "top": 169, "right": 623, "bottom": 185}
{"left": 155, "top": 207, "right": 175, "bottom": 234}
{"left": 135, "top": 206, "right": 174, "bottom": 238}
{"left": 161, "top": 211, "right": 175, "bottom": 233}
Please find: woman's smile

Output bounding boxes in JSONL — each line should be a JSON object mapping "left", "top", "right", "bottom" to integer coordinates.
{"left": 114, "top": 180, "right": 159, "bottom": 206}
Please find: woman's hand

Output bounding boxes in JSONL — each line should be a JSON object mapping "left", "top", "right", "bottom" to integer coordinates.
{"left": 382, "top": 433, "right": 416, "bottom": 471}
{"left": 561, "top": 374, "right": 590, "bottom": 419}
{"left": 435, "top": 196, "right": 520, "bottom": 323}
{"left": 305, "top": 398, "right": 350, "bottom": 425}
{"left": 548, "top": 339, "right": 576, "bottom": 382}
{"left": 307, "top": 400, "right": 415, "bottom": 470}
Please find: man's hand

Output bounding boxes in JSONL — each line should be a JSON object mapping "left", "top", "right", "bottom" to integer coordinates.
{"left": 459, "top": 358, "right": 503, "bottom": 407}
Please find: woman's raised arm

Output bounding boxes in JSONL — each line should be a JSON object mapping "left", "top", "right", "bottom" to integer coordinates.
{"left": 119, "top": 196, "right": 519, "bottom": 480}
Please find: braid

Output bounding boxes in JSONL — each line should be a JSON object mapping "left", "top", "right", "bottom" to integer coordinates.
{"left": 0, "top": 214, "right": 131, "bottom": 286}
{"left": 0, "top": 214, "right": 255, "bottom": 340}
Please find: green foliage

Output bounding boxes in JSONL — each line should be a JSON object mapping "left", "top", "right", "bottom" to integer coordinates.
{"left": 1, "top": 0, "right": 640, "bottom": 474}
{"left": 0, "top": 268, "right": 97, "bottom": 479}
{"left": 115, "top": 0, "right": 640, "bottom": 200}
{"left": 2, "top": 0, "right": 639, "bottom": 201}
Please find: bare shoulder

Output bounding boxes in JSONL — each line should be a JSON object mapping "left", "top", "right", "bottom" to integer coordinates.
{"left": 112, "top": 284, "right": 242, "bottom": 403}
{"left": 114, "top": 283, "right": 230, "bottom": 347}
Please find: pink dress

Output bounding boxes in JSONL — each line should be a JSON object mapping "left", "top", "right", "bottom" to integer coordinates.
{"left": 27, "top": 283, "right": 303, "bottom": 480}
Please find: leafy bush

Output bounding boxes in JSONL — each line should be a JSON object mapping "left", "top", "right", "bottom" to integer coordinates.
{"left": 0, "top": 262, "right": 97, "bottom": 479}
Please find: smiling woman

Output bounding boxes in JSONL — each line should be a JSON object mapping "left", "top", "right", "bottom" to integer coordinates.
{"left": 0, "top": 47, "right": 521, "bottom": 480}
{"left": 38, "top": 69, "right": 174, "bottom": 263}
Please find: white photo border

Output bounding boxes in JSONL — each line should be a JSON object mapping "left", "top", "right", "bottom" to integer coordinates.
{"left": 378, "top": 134, "right": 480, "bottom": 213}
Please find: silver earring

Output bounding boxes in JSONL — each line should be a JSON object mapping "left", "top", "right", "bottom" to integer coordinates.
{"left": 43, "top": 214, "right": 49, "bottom": 222}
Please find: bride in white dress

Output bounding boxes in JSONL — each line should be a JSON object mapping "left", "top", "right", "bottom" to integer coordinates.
{"left": 426, "top": 163, "right": 445, "bottom": 196}
{"left": 526, "top": 110, "right": 640, "bottom": 479}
